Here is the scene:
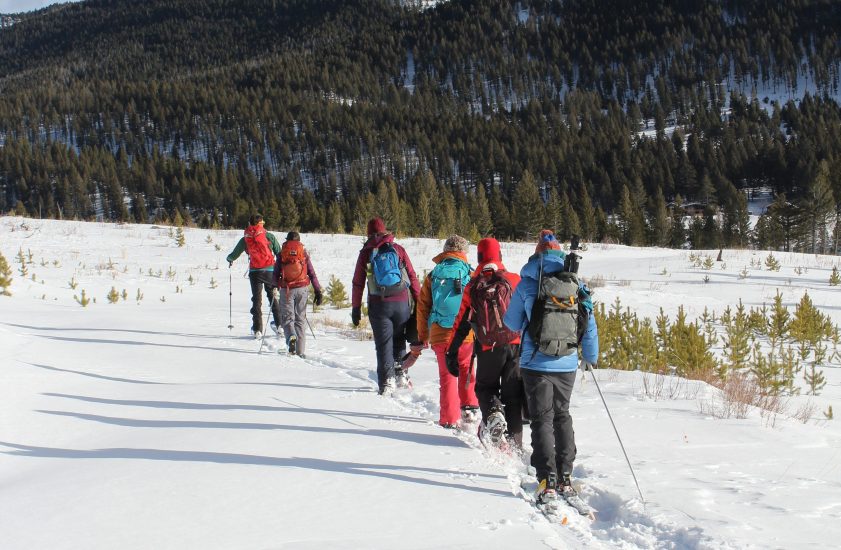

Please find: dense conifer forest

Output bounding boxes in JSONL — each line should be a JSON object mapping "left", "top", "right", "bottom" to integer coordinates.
{"left": 1, "top": 0, "right": 840, "bottom": 251}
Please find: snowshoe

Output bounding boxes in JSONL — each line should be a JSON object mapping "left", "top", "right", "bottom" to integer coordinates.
{"left": 394, "top": 367, "right": 411, "bottom": 389}
{"left": 460, "top": 406, "right": 480, "bottom": 425}
{"left": 558, "top": 473, "right": 595, "bottom": 519}
{"left": 484, "top": 409, "right": 507, "bottom": 444}
{"left": 379, "top": 375, "right": 396, "bottom": 396}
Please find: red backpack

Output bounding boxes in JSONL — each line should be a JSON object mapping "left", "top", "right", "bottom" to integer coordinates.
{"left": 244, "top": 225, "right": 275, "bottom": 269}
{"left": 469, "top": 269, "right": 519, "bottom": 346}
{"left": 279, "top": 240, "right": 309, "bottom": 288}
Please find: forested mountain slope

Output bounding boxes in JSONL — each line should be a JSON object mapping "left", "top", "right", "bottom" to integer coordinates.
{"left": 1, "top": 0, "right": 840, "bottom": 250}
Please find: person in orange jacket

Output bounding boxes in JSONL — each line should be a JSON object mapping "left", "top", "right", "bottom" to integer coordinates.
{"left": 415, "top": 235, "right": 480, "bottom": 428}
{"left": 446, "top": 237, "right": 524, "bottom": 448}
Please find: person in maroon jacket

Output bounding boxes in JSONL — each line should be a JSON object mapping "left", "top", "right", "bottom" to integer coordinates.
{"left": 351, "top": 217, "right": 421, "bottom": 395}
{"left": 272, "top": 231, "right": 322, "bottom": 357}
{"left": 446, "top": 237, "right": 525, "bottom": 449}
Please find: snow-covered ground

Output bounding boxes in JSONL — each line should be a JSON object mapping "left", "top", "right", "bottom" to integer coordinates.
{"left": 1, "top": 217, "right": 839, "bottom": 549}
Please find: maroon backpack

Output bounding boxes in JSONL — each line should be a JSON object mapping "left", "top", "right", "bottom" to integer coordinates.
{"left": 469, "top": 270, "right": 519, "bottom": 346}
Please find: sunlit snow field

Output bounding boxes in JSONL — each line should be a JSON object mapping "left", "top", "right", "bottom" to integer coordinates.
{"left": 1, "top": 217, "right": 839, "bottom": 549}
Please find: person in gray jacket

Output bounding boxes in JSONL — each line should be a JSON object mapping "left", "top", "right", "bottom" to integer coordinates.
{"left": 272, "top": 232, "right": 322, "bottom": 357}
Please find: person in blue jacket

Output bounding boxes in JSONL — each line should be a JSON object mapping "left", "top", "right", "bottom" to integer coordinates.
{"left": 503, "top": 229, "right": 599, "bottom": 505}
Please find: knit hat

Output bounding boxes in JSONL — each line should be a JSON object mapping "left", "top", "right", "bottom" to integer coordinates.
{"left": 477, "top": 237, "right": 501, "bottom": 263}
{"left": 286, "top": 231, "right": 300, "bottom": 241}
{"left": 443, "top": 234, "right": 469, "bottom": 253}
{"left": 535, "top": 229, "right": 562, "bottom": 254}
{"left": 367, "top": 217, "right": 386, "bottom": 236}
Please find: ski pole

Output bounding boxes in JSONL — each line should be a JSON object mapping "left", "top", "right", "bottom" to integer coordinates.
{"left": 227, "top": 265, "right": 234, "bottom": 330}
{"left": 584, "top": 361, "right": 645, "bottom": 505}
{"left": 257, "top": 292, "right": 277, "bottom": 355}
{"left": 305, "top": 316, "right": 317, "bottom": 340}
{"left": 465, "top": 353, "right": 475, "bottom": 390}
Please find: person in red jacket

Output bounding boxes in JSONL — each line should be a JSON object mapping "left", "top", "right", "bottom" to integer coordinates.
{"left": 351, "top": 217, "right": 421, "bottom": 395}
{"left": 446, "top": 237, "right": 524, "bottom": 448}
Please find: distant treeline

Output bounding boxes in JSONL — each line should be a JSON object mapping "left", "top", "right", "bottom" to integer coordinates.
{"left": 0, "top": 0, "right": 840, "bottom": 251}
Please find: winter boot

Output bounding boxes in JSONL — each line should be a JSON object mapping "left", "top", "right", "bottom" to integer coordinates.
{"left": 270, "top": 321, "right": 281, "bottom": 337}
{"left": 536, "top": 473, "right": 559, "bottom": 505}
{"left": 288, "top": 335, "right": 297, "bottom": 355}
{"left": 379, "top": 375, "right": 396, "bottom": 396}
{"left": 253, "top": 330, "right": 262, "bottom": 340}
{"left": 394, "top": 367, "right": 410, "bottom": 389}
{"left": 558, "top": 473, "right": 577, "bottom": 497}
{"left": 460, "top": 406, "right": 480, "bottom": 424}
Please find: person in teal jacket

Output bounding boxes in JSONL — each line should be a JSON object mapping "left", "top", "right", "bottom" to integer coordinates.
{"left": 503, "top": 230, "right": 598, "bottom": 505}
{"left": 226, "top": 214, "right": 283, "bottom": 338}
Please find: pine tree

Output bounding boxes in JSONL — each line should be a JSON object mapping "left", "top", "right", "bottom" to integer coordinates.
{"left": 829, "top": 266, "right": 840, "bottom": 286}
{"left": 721, "top": 300, "right": 752, "bottom": 378}
{"left": 0, "top": 252, "right": 12, "bottom": 296}
{"left": 175, "top": 227, "right": 186, "bottom": 247}
{"left": 650, "top": 187, "right": 671, "bottom": 247}
{"left": 511, "top": 171, "right": 543, "bottom": 240}
{"left": 277, "top": 191, "right": 300, "bottom": 231}
{"left": 790, "top": 291, "right": 832, "bottom": 345}
{"left": 576, "top": 183, "right": 597, "bottom": 242}
{"left": 750, "top": 343, "right": 784, "bottom": 396}
{"left": 799, "top": 160, "right": 836, "bottom": 254}
{"left": 470, "top": 185, "right": 493, "bottom": 237}
{"left": 544, "top": 187, "right": 562, "bottom": 235}
{"left": 804, "top": 342, "right": 827, "bottom": 395}
{"left": 325, "top": 275, "right": 349, "bottom": 308}
{"left": 668, "top": 306, "right": 718, "bottom": 378}
{"left": 107, "top": 286, "right": 120, "bottom": 303}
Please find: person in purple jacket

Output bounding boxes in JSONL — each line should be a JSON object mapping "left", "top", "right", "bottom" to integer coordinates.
{"left": 351, "top": 217, "right": 421, "bottom": 395}
{"left": 272, "top": 231, "right": 322, "bottom": 358}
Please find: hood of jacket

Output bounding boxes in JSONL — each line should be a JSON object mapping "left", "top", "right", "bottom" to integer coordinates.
{"left": 363, "top": 232, "right": 395, "bottom": 250}
{"left": 432, "top": 251, "right": 469, "bottom": 264}
{"left": 520, "top": 250, "right": 567, "bottom": 280}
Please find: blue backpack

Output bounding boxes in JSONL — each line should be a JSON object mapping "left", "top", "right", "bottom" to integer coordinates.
{"left": 429, "top": 258, "right": 471, "bottom": 328}
{"left": 370, "top": 242, "right": 406, "bottom": 296}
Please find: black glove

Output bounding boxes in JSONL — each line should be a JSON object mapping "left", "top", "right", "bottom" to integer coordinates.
{"left": 313, "top": 290, "right": 323, "bottom": 306}
{"left": 351, "top": 307, "right": 361, "bottom": 327}
{"left": 445, "top": 350, "right": 460, "bottom": 377}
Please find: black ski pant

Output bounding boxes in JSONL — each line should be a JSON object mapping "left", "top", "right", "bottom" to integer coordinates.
{"left": 522, "top": 369, "right": 577, "bottom": 483}
{"left": 475, "top": 344, "right": 524, "bottom": 439}
{"left": 368, "top": 299, "right": 410, "bottom": 391}
{"left": 249, "top": 270, "right": 282, "bottom": 334}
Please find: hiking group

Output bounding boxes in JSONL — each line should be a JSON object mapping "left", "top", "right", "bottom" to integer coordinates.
{"left": 227, "top": 215, "right": 322, "bottom": 357}
{"left": 228, "top": 214, "right": 599, "bottom": 510}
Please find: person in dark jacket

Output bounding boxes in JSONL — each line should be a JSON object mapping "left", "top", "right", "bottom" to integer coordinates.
{"left": 351, "top": 217, "right": 421, "bottom": 395}
{"left": 272, "top": 231, "right": 322, "bottom": 357}
{"left": 447, "top": 237, "right": 524, "bottom": 448}
{"left": 503, "top": 230, "right": 598, "bottom": 504}
{"left": 226, "top": 214, "right": 282, "bottom": 338}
